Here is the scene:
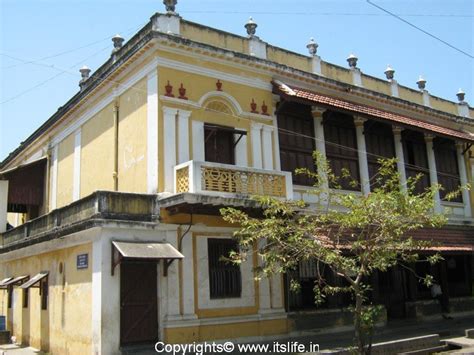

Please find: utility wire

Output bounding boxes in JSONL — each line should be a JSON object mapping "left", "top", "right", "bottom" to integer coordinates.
{"left": 366, "top": 0, "right": 474, "bottom": 59}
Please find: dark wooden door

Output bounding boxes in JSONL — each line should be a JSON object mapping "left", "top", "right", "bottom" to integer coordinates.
{"left": 120, "top": 262, "right": 158, "bottom": 345}
{"left": 204, "top": 126, "right": 235, "bottom": 165}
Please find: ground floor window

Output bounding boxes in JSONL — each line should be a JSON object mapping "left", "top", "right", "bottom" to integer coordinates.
{"left": 208, "top": 238, "right": 242, "bottom": 299}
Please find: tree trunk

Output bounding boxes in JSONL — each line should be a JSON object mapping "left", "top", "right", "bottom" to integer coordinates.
{"left": 354, "top": 287, "right": 368, "bottom": 354}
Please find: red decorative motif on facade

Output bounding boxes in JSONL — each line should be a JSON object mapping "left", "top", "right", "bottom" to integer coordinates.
{"left": 178, "top": 83, "right": 188, "bottom": 100}
{"left": 216, "top": 80, "right": 223, "bottom": 91}
{"left": 261, "top": 101, "right": 269, "bottom": 115}
{"left": 250, "top": 98, "right": 258, "bottom": 113}
{"left": 165, "top": 80, "right": 174, "bottom": 97}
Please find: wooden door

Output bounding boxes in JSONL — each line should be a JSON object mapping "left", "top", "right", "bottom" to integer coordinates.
{"left": 120, "top": 262, "right": 158, "bottom": 345}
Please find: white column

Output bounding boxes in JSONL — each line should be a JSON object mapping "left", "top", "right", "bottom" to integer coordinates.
{"left": 456, "top": 143, "right": 472, "bottom": 217}
{"left": 0, "top": 180, "right": 8, "bottom": 233}
{"left": 261, "top": 125, "right": 274, "bottom": 170}
{"left": 181, "top": 233, "right": 197, "bottom": 319}
{"left": 354, "top": 117, "right": 370, "bottom": 195}
{"left": 165, "top": 230, "right": 181, "bottom": 320}
{"left": 351, "top": 68, "right": 362, "bottom": 87}
{"left": 250, "top": 122, "right": 263, "bottom": 169}
{"left": 163, "top": 107, "right": 178, "bottom": 193}
{"left": 392, "top": 126, "right": 407, "bottom": 191}
{"left": 457, "top": 103, "right": 470, "bottom": 118}
{"left": 91, "top": 237, "right": 103, "bottom": 354}
{"left": 192, "top": 120, "right": 205, "bottom": 162}
{"left": 424, "top": 134, "right": 442, "bottom": 213}
{"left": 234, "top": 133, "right": 248, "bottom": 167}
{"left": 312, "top": 107, "right": 328, "bottom": 190}
{"left": 50, "top": 145, "right": 58, "bottom": 210}
{"left": 177, "top": 110, "right": 191, "bottom": 164}
{"left": 272, "top": 95, "right": 281, "bottom": 171}
{"left": 147, "top": 69, "right": 159, "bottom": 194}
{"left": 311, "top": 55, "right": 322, "bottom": 75}
{"left": 73, "top": 129, "right": 81, "bottom": 201}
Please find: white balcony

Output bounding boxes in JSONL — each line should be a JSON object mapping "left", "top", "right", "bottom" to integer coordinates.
{"left": 174, "top": 161, "right": 293, "bottom": 199}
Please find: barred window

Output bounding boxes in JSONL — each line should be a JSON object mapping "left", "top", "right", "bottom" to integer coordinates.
{"left": 208, "top": 238, "right": 242, "bottom": 299}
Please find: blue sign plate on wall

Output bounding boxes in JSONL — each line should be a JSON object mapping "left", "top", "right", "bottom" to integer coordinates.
{"left": 77, "top": 254, "right": 89, "bottom": 269}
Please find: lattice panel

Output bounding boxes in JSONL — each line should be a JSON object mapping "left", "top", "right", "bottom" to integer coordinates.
{"left": 201, "top": 166, "right": 286, "bottom": 197}
{"left": 176, "top": 166, "right": 190, "bottom": 193}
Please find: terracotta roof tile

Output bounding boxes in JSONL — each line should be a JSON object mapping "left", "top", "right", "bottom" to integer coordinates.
{"left": 273, "top": 81, "right": 474, "bottom": 142}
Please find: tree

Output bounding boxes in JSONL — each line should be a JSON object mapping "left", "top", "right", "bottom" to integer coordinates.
{"left": 221, "top": 154, "right": 454, "bottom": 354}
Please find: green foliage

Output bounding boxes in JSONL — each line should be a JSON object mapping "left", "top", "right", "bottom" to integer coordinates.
{"left": 221, "top": 153, "right": 459, "bottom": 354}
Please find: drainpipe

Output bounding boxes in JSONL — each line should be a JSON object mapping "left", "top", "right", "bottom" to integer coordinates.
{"left": 113, "top": 103, "right": 119, "bottom": 191}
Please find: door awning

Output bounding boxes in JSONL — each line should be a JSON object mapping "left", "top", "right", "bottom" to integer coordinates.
{"left": 20, "top": 272, "right": 48, "bottom": 289}
{"left": 111, "top": 241, "right": 184, "bottom": 276}
{"left": 0, "top": 275, "right": 29, "bottom": 288}
{"left": 272, "top": 80, "right": 474, "bottom": 143}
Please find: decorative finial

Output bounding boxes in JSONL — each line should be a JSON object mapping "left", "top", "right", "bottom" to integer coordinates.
{"left": 163, "top": 0, "right": 177, "bottom": 14}
{"left": 347, "top": 53, "right": 358, "bottom": 68}
{"left": 384, "top": 65, "right": 395, "bottom": 80}
{"left": 111, "top": 34, "right": 124, "bottom": 54}
{"left": 245, "top": 17, "right": 258, "bottom": 37}
{"left": 456, "top": 88, "right": 466, "bottom": 103}
{"left": 79, "top": 66, "right": 91, "bottom": 90}
{"left": 416, "top": 76, "right": 426, "bottom": 90}
{"left": 306, "top": 38, "right": 318, "bottom": 56}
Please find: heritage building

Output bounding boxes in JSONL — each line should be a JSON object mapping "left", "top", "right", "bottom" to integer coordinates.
{"left": 0, "top": 2, "right": 473, "bottom": 354}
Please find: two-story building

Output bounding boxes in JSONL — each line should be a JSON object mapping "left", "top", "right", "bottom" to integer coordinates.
{"left": 1, "top": 2, "right": 473, "bottom": 354}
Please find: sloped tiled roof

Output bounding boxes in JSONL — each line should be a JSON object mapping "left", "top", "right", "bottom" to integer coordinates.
{"left": 273, "top": 80, "right": 474, "bottom": 142}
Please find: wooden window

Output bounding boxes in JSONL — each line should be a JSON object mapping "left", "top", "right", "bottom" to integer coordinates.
{"left": 277, "top": 102, "right": 316, "bottom": 186}
{"left": 208, "top": 238, "right": 242, "bottom": 299}
{"left": 40, "top": 278, "right": 48, "bottom": 310}
{"left": 402, "top": 131, "right": 430, "bottom": 194}
{"left": 23, "top": 288, "right": 28, "bottom": 308}
{"left": 323, "top": 111, "right": 360, "bottom": 190}
{"left": 7, "top": 286, "right": 12, "bottom": 308}
{"left": 204, "top": 124, "right": 235, "bottom": 165}
{"left": 364, "top": 121, "right": 395, "bottom": 188}
{"left": 434, "top": 138, "right": 461, "bottom": 202}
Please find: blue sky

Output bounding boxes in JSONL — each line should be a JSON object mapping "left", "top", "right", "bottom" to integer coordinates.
{"left": 1, "top": 0, "right": 472, "bottom": 161}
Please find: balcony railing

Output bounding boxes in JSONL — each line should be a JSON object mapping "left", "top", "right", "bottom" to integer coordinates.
{"left": 174, "top": 161, "right": 293, "bottom": 199}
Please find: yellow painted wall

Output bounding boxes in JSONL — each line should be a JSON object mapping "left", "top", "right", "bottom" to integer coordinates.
{"left": 266, "top": 46, "right": 309, "bottom": 72}
{"left": 164, "top": 318, "right": 288, "bottom": 343}
{"left": 362, "top": 76, "right": 391, "bottom": 96}
{"left": 181, "top": 22, "right": 247, "bottom": 54}
{"left": 430, "top": 96, "right": 457, "bottom": 115}
{"left": 117, "top": 78, "right": 148, "bottom": 193}
{"left": 398, "top": 86, "right": 423, "bottom": 105}
{"left": 80, "top": 103, "right": 115, "bottom": 197}
{"left": 56, "top": 134, "right": 74, "bottom": 208}
{"left": 321, "top": 63, "right": 352, "bottom": 85}
{"left": 0, "top": 243, "right": 92, "bottom": 354}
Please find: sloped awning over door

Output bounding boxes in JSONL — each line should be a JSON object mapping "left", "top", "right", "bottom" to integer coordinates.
{"left": 111, "top": 241, "right": 184, "bottom": 276}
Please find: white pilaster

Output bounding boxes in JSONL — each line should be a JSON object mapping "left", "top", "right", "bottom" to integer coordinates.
{"left": 457, "top": 103, "right": 470, "bottom": 118}
{"left": 73, "top": 129, "right": 81, "bottom": 201}
{"left": 351, "top": 68, "right": 362, "bottom": 87}
{"left": 0, "top": 180, "right": 8, "bottom": 233}
{"left": 456, "top": 143, "right": 472, "bottom": 218}
{"left": 50, "top": 145, "right": 58, "bottom": 210}
{"left": 163, "top": 107, "right": 178, "bottom": 193}
{"left": 355, "top": 117, "right": 370, "bottom": 195}
{"left": 181, "top": 233, "right": 196, "bottom": 318}
{"left": 425, "top": 134, "right": 442, "bottom": 213}
{"left": 422, "top": 90, "right": 431, "bottom": 107}
{"left": 392, "top": 126, "right": 407, "bottom": 191}
{"left": 249, "top": 38, "right": 267, "bottom": 59}
{"left": 234, "top": 133, "right": 248, "bottom": 167}
{"left": 177, "top": 110, "right": 191, "bottom": 164}
{"left": 91, "top": 237, "right": 103, "bottom": 354}
{"left": 152, "top": 14, "right": 180, "bottom": 35}
{"left": 311, "top": 55, "right": 322, "bottom": 75}
{"left": 390, "top": 80, "right": 399, "bottom": 97}
{"left": 192, "top": 120, "right": 205, "bottom": 162}
{"left": 147, "top": 69, "right": 159, "bottom": 194}
{"left": 250, "top": 122, "right": 263, "bottom": 169}
{"left": 165, "top": 230, "right": 181, "bottom": 320}
{"left": 257, "top": 241, "right": 271, "bottom": 313}
{"left": 261, "top": 125, "right": 274, "bottom": 170}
